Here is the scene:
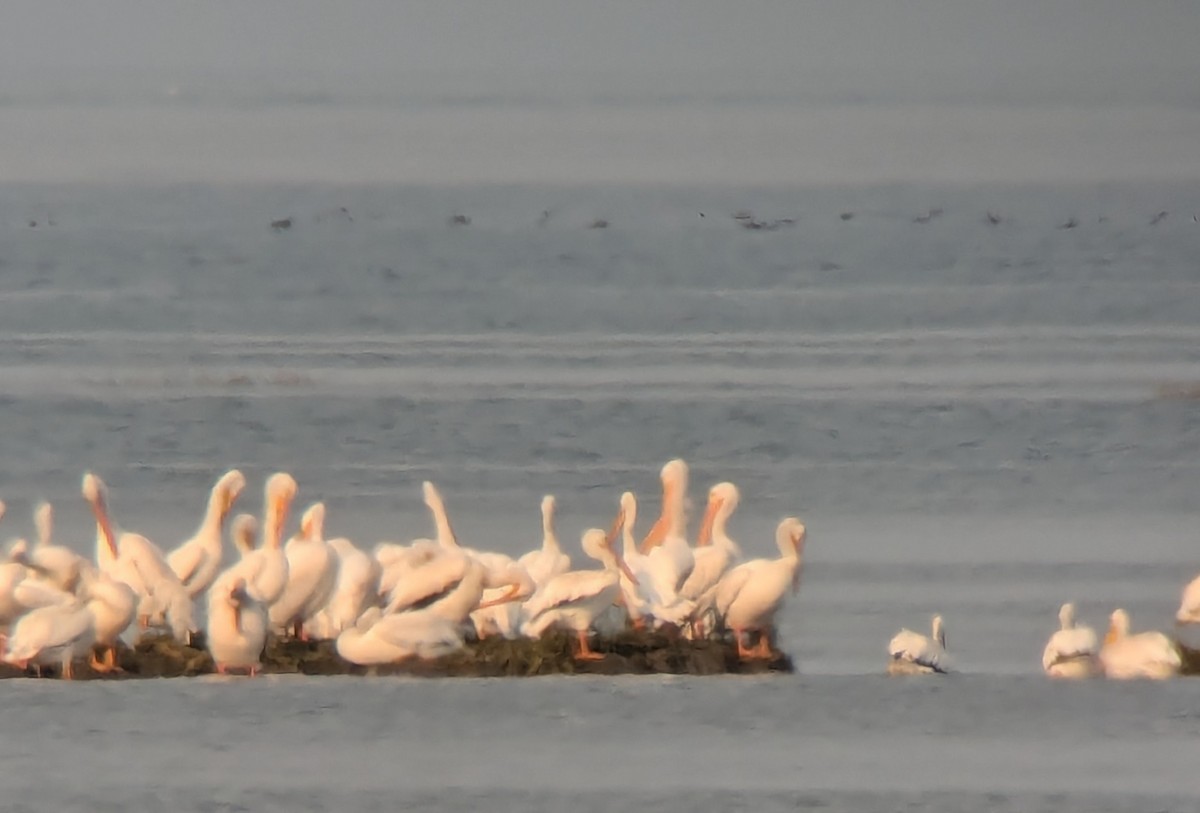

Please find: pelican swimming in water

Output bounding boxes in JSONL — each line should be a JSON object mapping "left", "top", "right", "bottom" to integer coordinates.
{"left": 211, "top": 473, "right": 297, "bottom": 608}
{"left": 167, "top": 469, "right": 246, "bottom": 599}
{"left": 1176, "top": 570, "right": 1200, "bottom": 625}
{"left": 83, "top": 473, "right": 196, "bottom": 643}
{"left": 1042, "top": 602, "right": 1099, "bottom": 679}
{"left": 888, "top": 614, "right": 949, "bottom": 675}
{"left": 522, "top": 525, "right": 638, "bottom": 660}
{"left": 270, "top": 502, "right": 338, "bottom": 639}
{"left": 710, "top": 517, "right": 807, "bottom": 660}
{"left": 517, "top": 495, "right": 571, "bottom": 589}
{"left": 207, "top": 576, "right": 268, "bottom": 676}
{"left": 1099, "top": 608, "right": 1181, "bottom": 680}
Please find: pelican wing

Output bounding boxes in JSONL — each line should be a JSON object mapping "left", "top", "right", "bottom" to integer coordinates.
{"left": 7, "top": 604, "right": 92, "bottom": 659}
{"left": 523, "top": 570, "right": 615, "bottom": 619}
{"left": 679, "top": 545, "right": 731, "bottom": 601}
{"left": 1042, "top": 626, "right": 1099, "bottom": 671}
{"left": 712, "top": 560, "right": 762, "bottom": 618}
{"left": 14, "top": 578, "right": 74, "bottom": 611}
{"left": 385, "top": 553, "right": 469, "bottom": 614}
{"left": 1178, "top": 573, "right": 1200, "bottom": 623}
{"left": 373, "top": 611, "right": 463, "bottom": 655}
{"left": 167, "top": 541, "right": 208, "bottom": 588}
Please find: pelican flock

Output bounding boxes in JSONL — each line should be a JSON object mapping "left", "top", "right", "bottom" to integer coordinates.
{"left": 0, "top": 457, "right": 1196, "bottom": 681}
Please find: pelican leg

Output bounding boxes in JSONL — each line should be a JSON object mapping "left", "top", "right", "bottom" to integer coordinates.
{"left": 138, "top": 615, "right": 150, "bottom": 631}
{"left": 732, "top": 628, "right": 755, "bottom": 660}
{"left": 62, "top": 660, "right": 74, "bottom": 680}
{"left": 90, "top": 645, "right": 124, "bottom": 674}
{"left": 293, "top": 620, "right": 304, "bottom": 641}
{"left": 249, "top": 664, "right": 260, "bottom": 678}
{"left": 752, "top": 631, "right": 774, "bottom": 660}
{"left": 574, "top": 630, "right": 605, "bottom": 661}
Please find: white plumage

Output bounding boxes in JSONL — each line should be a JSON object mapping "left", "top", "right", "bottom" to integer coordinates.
{"left": 1042, "top": 602, "right": 1099, "bottom": 679}
{"left": 888, "top": 614, "right": 949, "bottom": 675}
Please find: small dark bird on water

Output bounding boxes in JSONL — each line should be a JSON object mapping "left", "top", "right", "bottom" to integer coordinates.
{"left": 1057, "top": 217, "right": 1078, "bottom": 230}
{"left": 270, "top": 217, "right": 292, "bottom": 231}
{"left": 913, "top": 208, "right": 943, "bottom": 224}
{"left": 1150, "top": 211, "right": 1168, "bottom": 226}
{"left": 985, "top": 211, "right": 1003, "bottom": 225}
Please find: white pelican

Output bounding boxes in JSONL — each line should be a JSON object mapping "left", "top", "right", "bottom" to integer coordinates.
{"left": 307, "top": 537, "right": 381, "bottom": 639}
{"left": 639, "top": 459, "right": 696, "bottom": 619}
{"left": 1099, "top": 608, "right": 1182, "bottom": 680}
{"left": 167, "top": 469, "right": 246, "bottom": 598}
{"left": 207, "top": 576, "right": 268, "bottom": 676}
{"left": 375, "top": 539, "right": 442, "bottom": 603}
{"left": 888, "top": 614, "right": 950, "bottom": 675}
{"left": 83, "top": 473, "right": 196, "bottom": 643}
{"left": 522, "top": 525, "right": 638, "bottom": 660}
{"left": 270, "top": 502, "right": 338, "bottom": 639}
{"left": 679, "top": 482, "right": 743, "bottom": 635}
{"left": 28, "top": 502, "right": 88, "bottom": 593}
{"left": 1177, "top": 571, "right": 1200, "bottom": 625}
{"left": 2, "top": 597, "right": 95, "bottom": 678}
{"left": 711, "top": 517, "right": 807, "bottom": 660}
{"left": 336, "top": 607, "right": 464, "bottom": 666}
{"left": 230, "top": 513, "right": 257, "bottom": 559}
{"left": 517, "top": 495, "right": 570, "bottom": 589}
{"left": 1042, "top": 602, "right": 1099, "bottom": 679}
{"left": 608, "top": 491, "right": 693, "bottom": 631}
{"left": 1, "top": 541, "right": 76, "bottom": 628}
{"left": 471, "top": 558, "right": 537, "bottom": 640}
{"left": 211, "top": 473, "right": 297, "bottom": 607}
{"left": 78, "top": 566, "right": 136, "bottom": 673}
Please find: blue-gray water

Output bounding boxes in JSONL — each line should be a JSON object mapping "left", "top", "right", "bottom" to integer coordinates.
{"left": 4, "top": 3, "right": 1200, "bottom": 809}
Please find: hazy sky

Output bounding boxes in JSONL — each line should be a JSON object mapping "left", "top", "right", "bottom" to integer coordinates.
{"left": 3, "top": 2, "right": 1199, "bottom": 184}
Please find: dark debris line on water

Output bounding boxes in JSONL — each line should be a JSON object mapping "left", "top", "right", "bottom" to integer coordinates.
{"left": 0, "top": 630, "right": 793, "bottom": 680}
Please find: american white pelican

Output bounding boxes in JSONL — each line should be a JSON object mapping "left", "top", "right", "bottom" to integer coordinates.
{"left": 1, "top": 541, "right": 76, "bottom": 628}
{"left": 206, "top": 576, "right": 268, "bottom": 675}
{"left": 2, "top": 597, "right": 95, "bottom": 678}
{"left": 28, "top": 502, "right": 88, "bottom": 593}
{"left": 167, "top": 469, "right": 246, "bottom": 598}
{"left": 230, "top": 514, "right": 257, "bottom": 558}
{"left": 78, "top": 566, "right": 136, "bottom": 673}
{"left": 307, "top": 537, "right": 381, "bottom": 639}
{"left": 679, "top": 482, "right": 742, "bottom": 636}
{"left": 83, "top": 473, "right": 196, "bottom": 643}
{"left": 711, "top": 517, "right": 807, "bottom": 660}
{"left": 888, "top": 614, "right": 949, "bottom": 675}
{"left": 375, "top": 539, "right": 441, "bottom": 602}
{"left": 1042, "top": 602, "right": 1099, "bottom": 679}
{"left": 608, "top": 491, "right": 692, "bottom": 631}
{"left": 1099, "top": 608, "right": 1182, "bottom": 680}
{"left": 336, "top": 607, "right": 464, "bottom": 666}
{"left": 522, "top": 525, "right": 638, "bottom": 660}
{"left": 383, "top": 547, "right": 474, "bottom": 615}
{"left": 270, "top": 502, "right": 338, "bottom": 639}
{"left": 1177, "top": 571, "right": 1200, "bottom": 625}
{"left": 517, "top": 495, "right": 570, "bottom": 588}
{"left": 639, "top": 459, "right": 696, "bottom": 619}
{"left": 471, "top": 558, "right": 537, "bottom": 640}
{"left": 211, "top": 473, "right": 297, "bottom": 607}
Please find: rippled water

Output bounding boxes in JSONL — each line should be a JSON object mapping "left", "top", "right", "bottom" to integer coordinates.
{"left": 4, "top": 3, "right": 1200, "bottom": 807}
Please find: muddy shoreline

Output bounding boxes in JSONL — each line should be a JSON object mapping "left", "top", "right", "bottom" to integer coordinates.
{"left": 0, "top": 629, "right": 794, "bottom": 680}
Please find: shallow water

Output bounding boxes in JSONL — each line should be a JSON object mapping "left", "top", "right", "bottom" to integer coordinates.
{"left": 4, "top": 3, "right": 1200, "bottom": 809}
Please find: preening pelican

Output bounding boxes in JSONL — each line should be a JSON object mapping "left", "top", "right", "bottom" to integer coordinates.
{"left": 522, "top": 526, "right": 638, "bottom": 660}
{"left": 1099, "top": 608, "right": 1181, "bottom": 680}
{"left": 307, "top": 537, "right": 381, "bottom": 639}
{"left": 212, "top": 473, "right": 297, "bottom": 607}
{"left": 679, "top": 482, "right": 742, "bottom": 635}
{"left": 83, "top": 473, "right": 196, "bottom": 643}
{"left": 888, "top": 614, "right": 949, "bottom": 675}
{"left": 207, "top": 576, "right": 268, "bottom": 675}
{"left": 517, "top": 495, "right": 570, "bottom": 589}
{"left": 336, "top": 607, "right": 464, "bottom": 666}
{"left": 167, "top": 469, "right": 246, "bottom": 598}
{"left": 1177, "top": 572, "right": 1200, "bottom": 625}
{"left": 79, "top": 566, "right": 136, "bottom": 673}
{"left": 711, "top": 517, "right": 807, "bottom": 660}
{"left": 471, "top": 558, "right": 537, "bottom": 640}
{"left": 2, "top": 597, "right": 95, "bottom": 678}
{"left": 639, "top": 460, "right": 696, "bottom": 614}
{"left": 270, "top": 502, "right": 338, "bottom": 639}
{"left": 230, "top": 514, "right": 257, "bottom": 558}
{"left": 28, "top": 502, "right": 88, "bottom": 593}
{"left": 1042, "top": 602, "right": 1099, "bottom": 679}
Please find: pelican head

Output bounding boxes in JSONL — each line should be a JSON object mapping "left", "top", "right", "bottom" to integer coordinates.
{"left": 215, "top": 470, "right": 247, "bottom": 517}
{"left": 232, "top": 513, "right": 258, "bottom": 554}
{"left": 300, "top": 502, "right": 326, "bottom": 541}
{"left": 932, "top": 614, "right": 946, "bottom": 650}
{"left": 81, "top": 472, "right": 106, "bottom": 506}
{"left": 698, "top": 482, "right": 739, "bottom": 546}
{"left": 422, "top": 481, "right": 443, "bottom": 511}
{"left": 33, "top": 502, "right": 52, "bottom": 547}
{"left": 1106, "top": 608, "right": 1131, "bottom": 644}
{"left": 541, "top": 494, "right": 556, "bottom": 519}
{"left": 0, "top": 499, "right": 5, "bottom": 523}
{"left": 81, "top": 472, "right": 118, "bottom": 557}
{"left": 263, "top": 472, "right": 298, "bottom": 546}
{"left": 6, "top": 538, "right": 29, "bottom": 563}
{"left": 1058, "top": 602, "right": 1076, "bottom": 630}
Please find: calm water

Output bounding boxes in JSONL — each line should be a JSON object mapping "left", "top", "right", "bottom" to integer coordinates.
{"left": 3, "top": 3, "right": 1200, "bottom": 809}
